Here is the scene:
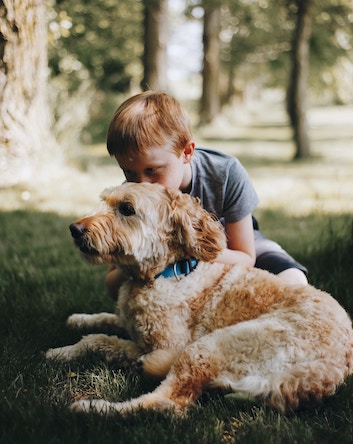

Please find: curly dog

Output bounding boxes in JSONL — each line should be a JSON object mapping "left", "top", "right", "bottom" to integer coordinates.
{"left": 46, "top": 182, "right": 353, "bottom": 415}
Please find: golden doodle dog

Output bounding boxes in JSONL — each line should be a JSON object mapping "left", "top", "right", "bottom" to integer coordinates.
{"left": 46, "top": 182, "right": 353, "bottom": 415}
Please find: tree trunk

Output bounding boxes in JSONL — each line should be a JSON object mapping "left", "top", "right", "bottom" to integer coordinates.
{"left": 0, "top": 0, "right": 57, "bottom": 187}
{"left": 286, "top": 0, "right": 313, "bottom": 159}
{"left": 200, "top": 6, "right": 221, "bottom": 125}
{"left": 141, "top": 0, "right": 168, "bottom": 91}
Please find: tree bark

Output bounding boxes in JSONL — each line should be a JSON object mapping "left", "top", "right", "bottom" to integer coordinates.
{"left": 286, "top": 0, "right": 313, "bottom": 159}
{"left": 0, "top": 0, "right": 57, "bottom": 187}
{"left": 141, "top": 0, "right": 168, "bottom": 91}
{"left": 200, "top": 5, "right": 221, "bottom": 125}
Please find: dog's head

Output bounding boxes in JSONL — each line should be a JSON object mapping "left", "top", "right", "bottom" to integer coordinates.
{"left": 69, "top": 182, "right": 226, "bottom": 280}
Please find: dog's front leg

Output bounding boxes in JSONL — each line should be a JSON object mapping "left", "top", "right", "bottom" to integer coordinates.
{"left": 46, "top": 334, "right": 143, "bottom": 366}
{"left": 66, "top": 313, "right": 127, "bottom": 336}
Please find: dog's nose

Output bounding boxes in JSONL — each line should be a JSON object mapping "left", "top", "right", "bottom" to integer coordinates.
{"left": 69, "top": 222, "right": 87, "bottom": 239}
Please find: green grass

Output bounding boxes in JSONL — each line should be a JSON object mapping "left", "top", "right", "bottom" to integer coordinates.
{"left": 1, "top": 208, "right": 353, "bottom": 443}
{"left": 2, "top": 103, "right": 353, "bottom": 443}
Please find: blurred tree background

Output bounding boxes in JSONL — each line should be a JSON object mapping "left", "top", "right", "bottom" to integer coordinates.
{"left": 1, "top": 0, "right": 352, "bottom": 185}
{"left": 47, "top": 0, "right": 353, "bottom": 144}
{"left": 46, "top": 0, "right": 144, "bottom": 147}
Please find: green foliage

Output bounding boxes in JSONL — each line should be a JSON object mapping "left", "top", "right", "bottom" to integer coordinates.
{"left": 47, "top": 0, "right": 143, "bottom": 92}
{"left": 1, "top": 207, "right": 353, "bottom": 443}
{"left": 46, "top": 0, "right": 144, "bottom": 145}
{"left": 188, "top": 0, "right": 353, "bottom": 98}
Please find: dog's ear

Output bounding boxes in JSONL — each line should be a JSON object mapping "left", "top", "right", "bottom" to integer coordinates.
{"left": 166, "top": 189, "right": 227, "bottom": 262}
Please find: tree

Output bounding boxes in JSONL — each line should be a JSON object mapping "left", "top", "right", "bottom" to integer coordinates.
{"left": 309, "top": 0, "right": 353, "bottom": 104}
{"left": 200, "top": 4, "right": 221, "bottom": 124}
{"left": 220, "top": 1, "right": 292, "bottom": 100}
{"left": 47, "top": 0, "right": 144, "bottom": 144}
{"left": 141, "top": 0, "right": 168, "bottom": 91}
{"left": 48, "top": 0, "right": 143, "bottom": 94}
{"left": 286, "top": 0, "right": 313, "bottom": 159}
{"left": 200, "top": 0, "right": 352, "bottom": 139}
{"left": 0, "top": 0, "right": 57, "bottom": 186}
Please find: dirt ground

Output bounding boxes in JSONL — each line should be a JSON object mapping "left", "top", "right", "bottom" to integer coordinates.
{"left": 1, "top": 104, "right": 353, "bottom": 217}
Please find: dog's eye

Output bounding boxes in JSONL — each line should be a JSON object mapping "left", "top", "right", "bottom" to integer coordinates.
{"left": 118, "top": 202, "right": 136, "bottom": 216}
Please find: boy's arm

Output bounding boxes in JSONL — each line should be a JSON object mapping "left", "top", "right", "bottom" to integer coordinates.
{"left": 215, "top": 214, "right": 256, "bottom": 267}
{"left": 106, "top": 265, "right": 126, "bottom": 301}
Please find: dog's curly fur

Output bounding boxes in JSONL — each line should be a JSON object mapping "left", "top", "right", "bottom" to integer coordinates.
{"left": 46, "top": 182, "right": 353, "bottom": 415}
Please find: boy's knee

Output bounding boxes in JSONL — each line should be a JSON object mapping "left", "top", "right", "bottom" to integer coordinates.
{"left": 277, "top": 268, "right": 308, "bottom": 287}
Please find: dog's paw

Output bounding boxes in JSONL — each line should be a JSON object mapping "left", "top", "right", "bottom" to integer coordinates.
{"left": 45, "top": 345, "right": 75, "bottom": 361}
{"left": 66, "top": 313, "right": 92, "bottom": 329}
{"left": 70, "top": 399, "right": 109, "bottom": 415}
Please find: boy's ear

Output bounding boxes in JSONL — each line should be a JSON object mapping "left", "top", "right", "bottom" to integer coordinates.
{"left": 166, "top": 189, "right": 226, "bottom": 262}
{"left": 182, "top": 142, "right": 195, "bottom": 164}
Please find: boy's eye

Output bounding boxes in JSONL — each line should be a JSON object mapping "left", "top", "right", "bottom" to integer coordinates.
{"left": 118, "top": 202, "right": 136, "bottom": 216}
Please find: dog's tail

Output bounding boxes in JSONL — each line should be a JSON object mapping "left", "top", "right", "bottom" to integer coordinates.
{"left": 142, "top": 349, "right": 181, "bottom": 378}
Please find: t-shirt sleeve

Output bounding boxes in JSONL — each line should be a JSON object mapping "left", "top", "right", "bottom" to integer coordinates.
{"left": 223, "top": 157, "right": 259, "bottom": 224}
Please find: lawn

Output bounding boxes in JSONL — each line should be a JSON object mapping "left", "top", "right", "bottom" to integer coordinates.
{"left": 1, "top": 104, "right": 353, "bottom": 443}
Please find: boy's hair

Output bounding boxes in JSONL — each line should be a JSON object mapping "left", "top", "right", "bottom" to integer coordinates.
{"left": 107, "top": 91, "right": 193, "bottom": 159}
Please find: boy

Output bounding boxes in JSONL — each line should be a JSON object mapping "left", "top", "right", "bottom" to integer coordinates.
{"left": 105, "top": 91, "right": 308, "bottom": 297}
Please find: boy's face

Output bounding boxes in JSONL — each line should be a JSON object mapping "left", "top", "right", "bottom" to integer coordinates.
{"left": 116, "top": 143, "right": 194, "bottom": 192}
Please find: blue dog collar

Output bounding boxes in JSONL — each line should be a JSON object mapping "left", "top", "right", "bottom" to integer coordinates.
{"left": 155, "top": 258, "right": 198, "bottom": 279}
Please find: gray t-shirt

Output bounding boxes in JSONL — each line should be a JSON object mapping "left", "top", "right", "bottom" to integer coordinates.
{"left": 190, "top": 148, "right": 259, "bottom": 224}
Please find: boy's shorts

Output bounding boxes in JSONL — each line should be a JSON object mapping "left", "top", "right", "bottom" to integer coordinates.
{"left": 253, "top": 227, "right": 308, "bottom": 276}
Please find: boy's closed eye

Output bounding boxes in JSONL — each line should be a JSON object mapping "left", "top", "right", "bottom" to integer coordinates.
{"left": 145, "top": 167, "right": 158, "bottom": 176}
{"left": 123, "top": 167, "right": 164, "bottom": 183}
